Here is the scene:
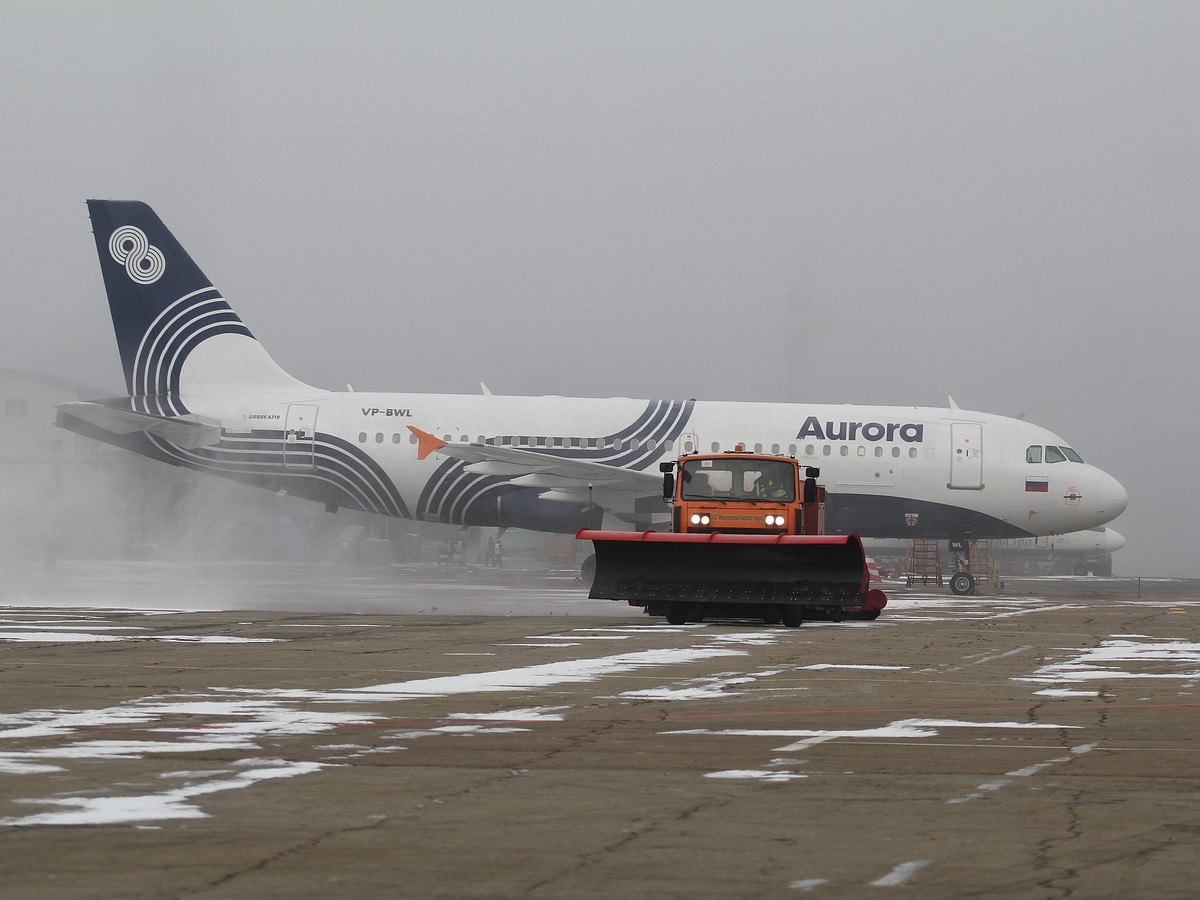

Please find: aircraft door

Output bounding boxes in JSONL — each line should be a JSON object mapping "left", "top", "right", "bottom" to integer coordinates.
{"left": 284, "top": 404, "right": 318, "bottom": 467}
{"left": 948, "top": 423, "right": 983, "bottom": 489}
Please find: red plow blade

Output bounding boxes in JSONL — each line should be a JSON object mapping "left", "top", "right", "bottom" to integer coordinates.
{"left": 578, "top": 529, "right": 874, "bottom": 608}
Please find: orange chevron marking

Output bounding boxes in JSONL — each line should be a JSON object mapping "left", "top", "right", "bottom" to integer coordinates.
{"left": 408, "top": 426, "right": 448, "bottom": 461}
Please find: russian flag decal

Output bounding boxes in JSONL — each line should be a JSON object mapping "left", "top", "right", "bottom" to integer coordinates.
{"left": 1026, "top": 477, "right": 1049, "bottom": 493}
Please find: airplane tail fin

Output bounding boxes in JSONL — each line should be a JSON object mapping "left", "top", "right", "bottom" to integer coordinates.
{"left": 86, "top": 200, "right": 313, "bottom": 415}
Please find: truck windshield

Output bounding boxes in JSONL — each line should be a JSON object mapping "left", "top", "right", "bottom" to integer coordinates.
{"left": 679, "top": 458, "right": 796, "bottom": 502}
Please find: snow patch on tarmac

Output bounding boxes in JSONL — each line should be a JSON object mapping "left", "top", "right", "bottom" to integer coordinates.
{"left": 219, "top": 647, "right": 747, "bottom": 704}
{"left": 1, "top": 762, "right": 323, "bottom": 826}
{"left": 1018, "top": 637, "right": 1200, "bottom": 685}
{"left": 0, "top": 612, "right": 283, "bottom": 644}
{"left": 0, "top": 640, "right": 747, "bottom": 826}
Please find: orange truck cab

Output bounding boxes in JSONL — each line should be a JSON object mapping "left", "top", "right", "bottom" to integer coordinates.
{"left": 662, "top": 449, "right": 825, "bottom": 537}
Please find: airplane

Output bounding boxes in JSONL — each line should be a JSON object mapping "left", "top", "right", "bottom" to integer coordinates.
{"left": 57, "top": 201, "right": 1128, "bottom": 573}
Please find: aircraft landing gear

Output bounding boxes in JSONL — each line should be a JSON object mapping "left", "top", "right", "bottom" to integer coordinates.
{"left": 949, "top": 571, "right": 976, "bottom": 595}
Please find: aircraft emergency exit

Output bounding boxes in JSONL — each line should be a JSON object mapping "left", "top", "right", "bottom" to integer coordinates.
{"left": 57, "top": 201, "right": 1128, "bottom": 544}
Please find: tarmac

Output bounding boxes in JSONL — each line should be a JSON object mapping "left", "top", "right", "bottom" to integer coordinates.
{"left": 1, "top": 562, "right": 1198, "bottom": 898}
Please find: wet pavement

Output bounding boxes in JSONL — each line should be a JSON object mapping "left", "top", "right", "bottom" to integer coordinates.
{"left": 1, "top": 564, "right": 1197, "bottom": 897}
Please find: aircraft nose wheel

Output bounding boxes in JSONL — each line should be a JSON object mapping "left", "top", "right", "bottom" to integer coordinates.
{"left": 949, "top": 571, "right": 976, "bottom": 595}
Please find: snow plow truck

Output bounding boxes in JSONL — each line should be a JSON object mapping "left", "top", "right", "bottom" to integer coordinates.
{"left": 578, "top": 448, "right": 887, "bottom": 626}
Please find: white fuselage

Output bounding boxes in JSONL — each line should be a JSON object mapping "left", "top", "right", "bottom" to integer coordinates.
{"left": 187, "top": 384, "right": 1128, "bottom": 539}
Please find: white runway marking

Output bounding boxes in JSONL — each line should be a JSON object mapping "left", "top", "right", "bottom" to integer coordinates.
{"left": 706, "top": 769, "right": 806, "bottom": 783}
{"left": 947, "top": 741, "right": 1098, "bottom": 804}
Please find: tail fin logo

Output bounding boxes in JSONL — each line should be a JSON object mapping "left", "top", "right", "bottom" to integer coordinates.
{"left": 109, "top": 225, "right": 166, "bottom": 285}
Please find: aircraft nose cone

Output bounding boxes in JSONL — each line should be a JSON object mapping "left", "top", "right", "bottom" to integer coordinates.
{"left": 1096, "top": 472, "right": 1128, "bottom": 522}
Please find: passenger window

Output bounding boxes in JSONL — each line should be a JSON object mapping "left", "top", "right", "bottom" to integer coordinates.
{"left": 392, "top": 433, "right": 401, "bottom": 444}
{"left": 1026, "top": 445, "right": 1042, "bottom": 464}
{"left": 711, "top": 442, "right": 720, "bottom": 452}
{"left": 1045, "top": 445, "right": 1067, "bottom": 464}
{"left": 891, "top": 446, "right": 900, "bottom": 457}
{"left": 771, "top": 443, "right": 780, "bottom": 454}
{"left": 823, "top": 445, "right": 831, "bottom": 456}
{"left": 754, "top": 443, "right": 763, "bottom": 454}
{"left": 875, "top": 446, "right": 883, "bottom": 457}
{"left": 840, "top": 446, "right": 849, "bottom": 457}
{"left": 909, "top": 447, "right": 917, "bottom": 458}
{"left": 410, "top": 433, "right": 418, "bottom": 445}
{"left": 376, "top": 433, "right": 384, "bottom": 443}
{"left": 805, "top": 444, "right": 815, "bottom": 456}
{"left": 631, "top": 438, "right": 640, "bottom": 450}
{"left": 358, "top": 432, "right": 367, "bottom": 443}
{"left": 684, "top": 440, "right": 694, "bottom": 453}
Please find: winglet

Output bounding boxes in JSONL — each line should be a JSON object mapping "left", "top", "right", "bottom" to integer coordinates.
{"left": 408, "top": 426, "right": 447, "bottom": 461}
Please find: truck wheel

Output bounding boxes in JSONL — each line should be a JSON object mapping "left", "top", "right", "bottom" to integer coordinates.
{"left": 949, "top": 572, "right": 975, "bottom": 595}
{"left": 781, "top": 606, "right": 803, "bottom": 628}
{"left": 580, "top": 554, "right": 596, "bottom": 586}
{"left": 665, "top": 602, "right": 688, "bottom": 625}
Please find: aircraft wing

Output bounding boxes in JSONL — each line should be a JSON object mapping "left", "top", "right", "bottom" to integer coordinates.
{"left": 408, "top": 426, "right": 661, "bottom": 501}
{"left": 57, "top": 401, "right": 223, "bottom": 450}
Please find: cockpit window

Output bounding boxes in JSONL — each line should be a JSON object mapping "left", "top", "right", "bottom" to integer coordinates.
{"left": 1029, "top": 443, "right": 1084, "bottom": 464}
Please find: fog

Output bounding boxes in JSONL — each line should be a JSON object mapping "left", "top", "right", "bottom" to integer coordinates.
{"left": 2, "top": 2, "right": 1197, "bottom": 576}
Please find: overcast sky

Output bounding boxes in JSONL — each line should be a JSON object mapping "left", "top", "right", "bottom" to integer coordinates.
{"left": 2, "top": 1, "right": 1197, "bottom": 576}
